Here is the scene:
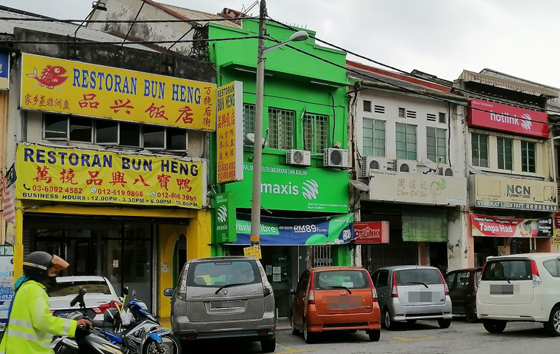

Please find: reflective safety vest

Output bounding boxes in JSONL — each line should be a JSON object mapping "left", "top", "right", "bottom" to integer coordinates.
{"left": 0, "top": 280, "right": 77, "bottom": 353}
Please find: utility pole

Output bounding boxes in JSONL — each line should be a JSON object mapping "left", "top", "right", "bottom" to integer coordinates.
{"left": 250, "top": 0, "right": 267, "bottom": 247}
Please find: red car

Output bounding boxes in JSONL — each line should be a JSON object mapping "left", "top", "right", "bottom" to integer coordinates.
{"left": 290, "top": 267, "right": 381, "bottom": 343}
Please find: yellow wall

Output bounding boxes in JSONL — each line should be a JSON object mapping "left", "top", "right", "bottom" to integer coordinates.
{"left": 16, "top": 202, "right": 212, "bottom": 317}
{"left": 158, "top": 209, "right": 212, "bottom": 317}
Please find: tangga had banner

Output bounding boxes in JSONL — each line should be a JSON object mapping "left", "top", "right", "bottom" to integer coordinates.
{"left": 233, "top": 214, "right": 354, "bottom": 246}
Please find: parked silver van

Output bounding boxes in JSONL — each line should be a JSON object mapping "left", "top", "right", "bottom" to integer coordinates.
{"left": 165, "top": 256, "right": 277, "bottom": 353}
{"left": 371, "top": 266, "right": 452, "bottom": 330}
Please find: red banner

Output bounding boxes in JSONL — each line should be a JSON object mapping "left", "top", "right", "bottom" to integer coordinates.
{"left": 352, "top": 222, "right": 389, "bottom": 244}
{"left": 468, "top": 99, "right": 548, "bottom": 138}
{"left": 470, "top": 213, "right": 552, "bottom": 238}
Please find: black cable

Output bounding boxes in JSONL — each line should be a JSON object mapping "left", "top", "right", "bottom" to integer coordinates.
{"left": 264, "top": 35, "right": 560, "bottom": 129}
{"left": 267, "top": 17, "right": 560, "bottom": 116}
{"left": 0, "top": 16, "right": 258, "bottom": 23}
{"left": 166, "top": 27, "right": 195, "bottom": 53}
{"left": 122, "top": 0, "right": 147, "bottom": 47}
{"left": 3, "top": 36, "right": 261, "bottom": 45}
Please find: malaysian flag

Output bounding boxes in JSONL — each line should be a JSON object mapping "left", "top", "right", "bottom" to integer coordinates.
{"left": 2, "top": 164, "right": 16, "bottom": 224}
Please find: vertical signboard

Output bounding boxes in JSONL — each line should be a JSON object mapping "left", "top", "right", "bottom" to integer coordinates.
{"left": 0, "top": 52, "right": 9, "bottom": 90}
{"left": 215, "top": 192, "right": 236, "bottom": 243}
{"left": 216, "top": 81, "right": 243, "bottom": 184}
{"left": 0, "top": 245, "right": 14, "bottom": 331}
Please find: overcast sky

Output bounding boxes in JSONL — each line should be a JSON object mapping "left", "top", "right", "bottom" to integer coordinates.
{"left": 3, "top": 0, "right": 560, "bottom": 87}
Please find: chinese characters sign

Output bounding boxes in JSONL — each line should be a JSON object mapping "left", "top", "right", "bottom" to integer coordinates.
{"left": 16, "top": 145, "right": 206, "bottom": 209}
{"left": 20, "top": 53, "right": 216, "bottom": 131}
{"left": 216, "top": 81, "right": 243, "bottom": 183}
{"left": 368, "top": 171, "right": 467, "bottom": 206}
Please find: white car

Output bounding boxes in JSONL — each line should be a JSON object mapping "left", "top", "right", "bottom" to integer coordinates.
{"left": 477, "top": 253, "right": 560, "bottom": 336}
{"left": 49, "top": 276, "right": 122, "bottom": 327}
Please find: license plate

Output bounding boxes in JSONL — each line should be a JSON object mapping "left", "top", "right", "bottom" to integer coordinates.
{"left": 408, "top": 291, "right": 434, "bottom": 302}
{"left": 327, "top": 296, "right": 362, "bottom": 309}
{"left": 490, "top": 284, "right": 514, "bottom": 295}
{"left": 210, "top": 300, "right": 244, "bottom": 309}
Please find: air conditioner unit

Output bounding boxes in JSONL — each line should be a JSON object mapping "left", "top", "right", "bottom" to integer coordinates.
{"left": 361, "top": 156, "right": 395, "bottom": 177}
{"left": 438, "top": 167, "right": 455, "bottom": 177}
{"left": 323, "top": 148, "right": 349, "bottom": 169}
{"left": 286, "top": 149, "right": 311, "bottom": 167}
{"left": 396, "top": 159, "right": 417, "bottom": 173}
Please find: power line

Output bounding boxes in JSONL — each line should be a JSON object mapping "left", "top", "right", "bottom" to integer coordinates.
{"left": 263, "top": 34, "right": 560, "bottom": 129}
{"left": 266, "top": 17, "right": 560, "bottom": 116}
{"left": 2, "top": 36, "right": 260, "bottom": 46}
{"left": 0, "top": 16, "right": 257, "bottom": 24}
{"left": 122, "top": 0, "right": 147, "bottom": 47}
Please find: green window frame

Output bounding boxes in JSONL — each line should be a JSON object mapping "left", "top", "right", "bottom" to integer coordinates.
{"left": 243, "top": 104, "right": 255, "bottom": 145}
{"left": 363, "top": 118, "right": 386, "bottom": 157}
{"left": 521, "top": 141, "right": 536, "bottom": 173}
{"left": 268, "top": 107, "right": 296, "bottom": 150}
{"left": 303, "top": 113, "right": 329, "bottom": 153}
{"left": 471, "top": 133, "right": 489, "bottom": 167}
{"left": 497, "top": 137, "right": 513, "bottom": 170}
{"left": 396, "top": 123, "right": 417, "bottom": 160}
{"left": 427, "top": 127, "right": 447, "bottom": 163}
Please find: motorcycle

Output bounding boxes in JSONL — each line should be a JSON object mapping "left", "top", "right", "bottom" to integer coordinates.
{"left": 53, "top": 287, "right": 180, "bottom": 354}
{"left": 52, "top": 287, "right": 125, "bottom": 354}
{"left": 100, "top": 287, "right": 181, "bottom": 354}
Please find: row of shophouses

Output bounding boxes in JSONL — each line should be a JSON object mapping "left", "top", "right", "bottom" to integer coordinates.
{"left": 0, "top": 1, "right": 560, "bottom": 319}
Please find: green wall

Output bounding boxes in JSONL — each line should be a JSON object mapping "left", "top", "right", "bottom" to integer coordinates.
{"left": 208, "top": 20, "right": 351, "bottom": 264}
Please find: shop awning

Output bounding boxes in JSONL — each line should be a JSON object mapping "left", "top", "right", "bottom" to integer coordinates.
{"left": 229, "top": 214, "right": 355, "bottom": 246}
{"left": 402, "top": 210, "right": 448, "bottom": 242}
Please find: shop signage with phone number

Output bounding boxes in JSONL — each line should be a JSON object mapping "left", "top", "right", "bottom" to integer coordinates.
{"left": 16, "top": 144, "right": 206, "bottom": 209}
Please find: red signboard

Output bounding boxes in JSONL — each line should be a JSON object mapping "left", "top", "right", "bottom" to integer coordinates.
{"left": 470, "top": 213, "right": 553, "bottom": 238}
{"left": 468, "top": 99, "right": 548, "bottom": 138}
{"left": 353, "top": 222, "right": 389, "bottom": 244}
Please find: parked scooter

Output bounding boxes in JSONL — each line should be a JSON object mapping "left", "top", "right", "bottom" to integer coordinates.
{"left": 53, "top": 287, "right": 180, "bottom": 354}
{"left": 100, "top": 288, "right": 181, "bottom": 354}
{"left": 52, "top": 287, "right": 125, "bottom": 354}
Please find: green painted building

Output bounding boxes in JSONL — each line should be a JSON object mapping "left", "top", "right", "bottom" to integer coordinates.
{"left": 209, "top": 19, "right": 351, "bottom": 317}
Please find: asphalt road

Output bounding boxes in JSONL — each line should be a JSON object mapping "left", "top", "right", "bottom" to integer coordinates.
{"left": 183, "top": 318, "right": 560, "bottom": 354}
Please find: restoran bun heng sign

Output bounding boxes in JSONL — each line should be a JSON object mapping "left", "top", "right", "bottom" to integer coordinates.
{"left": 468, "top": 99, "right": 548, "bottom": 138}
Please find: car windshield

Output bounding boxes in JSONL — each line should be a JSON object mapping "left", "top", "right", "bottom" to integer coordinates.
{"left": 314, "top": 270, "right": 369, "bottom": 290}
{"left": 50, "top": 281, "right": 111, "bottom": 296}
{"left": 187, "top": 260, "right": 260, "bottom": 288}
{"left": 481, "top": 260, "right": 531, "bottom": 281}
{"left": 396, "top": 269, "right": 442, "bottom": 286}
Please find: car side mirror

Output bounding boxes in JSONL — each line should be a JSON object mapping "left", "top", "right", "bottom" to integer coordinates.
{"left": 163, "top": 288, "right": 174, "bottom": 297}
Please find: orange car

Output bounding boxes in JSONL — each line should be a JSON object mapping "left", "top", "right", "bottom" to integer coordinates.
{"left": 290, "top": 266, "right": 381, "bottom": 343}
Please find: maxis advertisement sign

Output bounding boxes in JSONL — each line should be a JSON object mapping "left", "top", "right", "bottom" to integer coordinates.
{"left": 468, "top": 99, "right": 548, "bottom": 138}
{"left": 16, "top": 144, "right": 206, "bottom": 209}
{"left": 224, "top": 164, "right": 349, "bottom": 213}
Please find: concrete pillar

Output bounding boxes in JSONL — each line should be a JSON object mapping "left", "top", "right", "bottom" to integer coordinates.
{"left": 447, "top": 207, "right": 471, "bottom": 271}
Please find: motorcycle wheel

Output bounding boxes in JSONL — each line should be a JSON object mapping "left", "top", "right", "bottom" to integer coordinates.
{"left": 142, "top": 333, "right": 181, "bottom": 354}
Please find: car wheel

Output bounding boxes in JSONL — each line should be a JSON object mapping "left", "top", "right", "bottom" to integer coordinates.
{"left": 290, "top": 313, "right": 300, "bottom": 335}
{"left": 383, "top": 308, "right": 397, "bottom": 331}
{"left": 368, "top": 330, "right": 380, "bottom": 342}
{"left": 544, "top": 306, "right": 560, "bottom": 336}
{"left": 465, "top": 304, "right": 478, "bottom": 323}
{"left": 483, "top": 320, "right": 507, "bottom": 334}
{"left": 303, "top": 321, "right": 316, "bottom": 344}
{"left": 438, "top": 319, "right": 451, "bottom": 329}
{"left": 261, "top": 339, "right": 276, "bottom": 353}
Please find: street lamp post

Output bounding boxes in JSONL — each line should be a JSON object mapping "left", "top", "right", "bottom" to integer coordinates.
{"left": 250, "top": 1, "right": 309, "bottom": 246}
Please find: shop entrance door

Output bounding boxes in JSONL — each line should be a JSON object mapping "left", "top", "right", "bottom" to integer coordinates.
{"left": 261, "top": 247, "right": 292, "bottom": 318}
{"left": 27, "top": 215, "right": 154, "bottom": 311}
